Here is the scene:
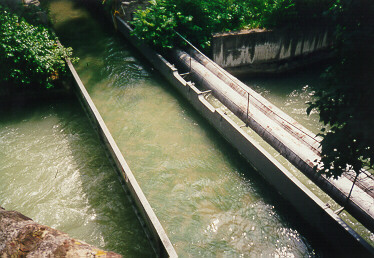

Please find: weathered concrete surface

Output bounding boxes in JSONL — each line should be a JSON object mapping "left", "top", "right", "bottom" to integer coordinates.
{"left": 0, "top": 207, "right": 121, "bottom": 257}
{"left": 212, "top": 28, "right": 333, "bottom": 76}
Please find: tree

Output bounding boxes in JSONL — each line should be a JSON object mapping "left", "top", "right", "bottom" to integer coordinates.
{"left": 0, "top": 4, "right": 74, "bottom": 90}
{"left": 307, "top": 0, "right": 374, "bottom": 179}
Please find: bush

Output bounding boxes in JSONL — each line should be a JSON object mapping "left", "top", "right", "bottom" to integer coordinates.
{"left": 130, "top": 0, "right": 249, "bottom": 49}
{"left": 259, "top": 0, "right": 297, "bottom": 28}
{"left": 0, "top": 5, "right": 74, "bottom": 89}
{"left": 130, "top": 0, "right": 329, "bottom": 50}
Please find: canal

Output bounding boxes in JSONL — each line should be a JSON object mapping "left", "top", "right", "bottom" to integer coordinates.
{"left": 44, "top": 0, "right": 334, "bottom": 256}
{"left": 0, "top": 99, "right": 153, "bottom": 256}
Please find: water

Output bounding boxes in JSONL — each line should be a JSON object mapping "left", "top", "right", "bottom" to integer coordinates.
{"left": 242, "top": 70, "right": 374, "bottom": 245}
{"left": 44, "top": 0, "right": 335, "bottom": 256}
{"left": 204, "top": 69, "right": 335, "bottom": 205}
{"left": 0, "top": 99, "right": 153, "bottom": 256}
{"left": 242, "top": 69, "right": 324, "bottom": 135}
{"left": 203, "top": 66, "right": 374, "bottom": 245}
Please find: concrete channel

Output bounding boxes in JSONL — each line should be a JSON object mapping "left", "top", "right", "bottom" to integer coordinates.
{"left": 9, "top": 1, "right": 373, "bottom": 255}
{"left": 113, "top": 16, "right": 374, "bottom": 255}
{"left": 65, "top": 59, "right": 177, "bottom": 257}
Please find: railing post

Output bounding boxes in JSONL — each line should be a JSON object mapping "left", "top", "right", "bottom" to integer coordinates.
{"left": 246, "top": 92, "right": 250, "bottom": 126}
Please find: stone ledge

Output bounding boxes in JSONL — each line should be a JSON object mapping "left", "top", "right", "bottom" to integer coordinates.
{"left": 0, "top": 207, "right": 121, "bottom": 257}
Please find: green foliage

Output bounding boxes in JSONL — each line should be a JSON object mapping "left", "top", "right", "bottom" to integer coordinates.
{"left": 0, "top": 5, "right": 74, "bottom": 89}
{"left": 307, "top": 0, "right": 374, "bottom": 178}
{"left": 130, "top": 1, "right": 184, "bottom": 49}
{"left": 130, "top": 0, "right": 305, "bottom": 50}
{"left": 256, "top": 0, "right": 297, "bottom": 28}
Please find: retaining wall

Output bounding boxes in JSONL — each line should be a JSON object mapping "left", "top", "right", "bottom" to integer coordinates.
{"left": 212, "top": 27, "right": 333, "bottom": 76}
{"left": 115, "top": 16, "right": 374, "bottom": 256}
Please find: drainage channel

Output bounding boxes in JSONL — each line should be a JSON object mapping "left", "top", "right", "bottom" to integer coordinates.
{"left": 44, "top": 0, "right": 370, "bottom": 256}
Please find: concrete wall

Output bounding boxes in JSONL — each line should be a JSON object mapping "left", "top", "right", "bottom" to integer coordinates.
{"left": 212, "top": 28, "right": 333, "bottom": 76}
{"left": 115, "top": 17, "right": 374, "bottom": 256}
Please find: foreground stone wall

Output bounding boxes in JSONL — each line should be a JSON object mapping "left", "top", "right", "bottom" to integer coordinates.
{"left": 0, "top": 207, "right": 121, "bottom": 257}
{"left": 212, "top": 27, "right": 333, "bottom": 76}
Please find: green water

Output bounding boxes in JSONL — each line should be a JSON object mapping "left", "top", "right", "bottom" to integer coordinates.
{"left": 44, "top": 0, "right": 333, "bottom": 256}
{"left": 0, "top": 99, "right": 153, "bottom": 256}
{"left": 205, "top": 68, "right": 374, "bottom": 245}
{"left": 205, "top": 70, "right": 334, "bottom": 204}
{"left": 242, "top": 71, "right": 374, "bottom": 245}
{"left": 243, "top": 69, "right": 323, "bottom": 135}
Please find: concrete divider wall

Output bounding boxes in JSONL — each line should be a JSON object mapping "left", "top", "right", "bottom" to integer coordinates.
{"left": 115, "top": 16, "right": 374, "bottom": 255}
{"left": 65, "top": 59, "right": 177, "bottom": 258}
{"left": 212, "top": 27, "right": 333, "bottom": 76}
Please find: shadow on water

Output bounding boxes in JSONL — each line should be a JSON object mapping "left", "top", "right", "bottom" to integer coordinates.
{"left": 0, "top": 98, "right": 154, "bottom": 257}
{"left": 56, "top": 99, "right": 154, "bottom": 256}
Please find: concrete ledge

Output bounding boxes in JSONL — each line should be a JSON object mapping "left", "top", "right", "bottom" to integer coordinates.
{"left": 115, "top": 16, "right": 374, "bottom": 255}
{"left": 65, "top": 59, "right": 177, "bottom": 258}
{"left": 212, "top": 27, "right": 334, "bottom": 76}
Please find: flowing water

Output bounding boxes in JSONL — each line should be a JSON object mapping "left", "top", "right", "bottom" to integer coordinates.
{"left": 242, "top": 71, "right": 374, "bottom": 245}
{"left": 242, "top": 69, "right": 323, "bottom": 135}
{"left": 205, "top": 68, "right": 374, "bottom": 245}
{"left": 0, "top": 99, "right": 153, "bottom": 256}
{"left": 42, "top": 0, "right": 339, "bottom": 256}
